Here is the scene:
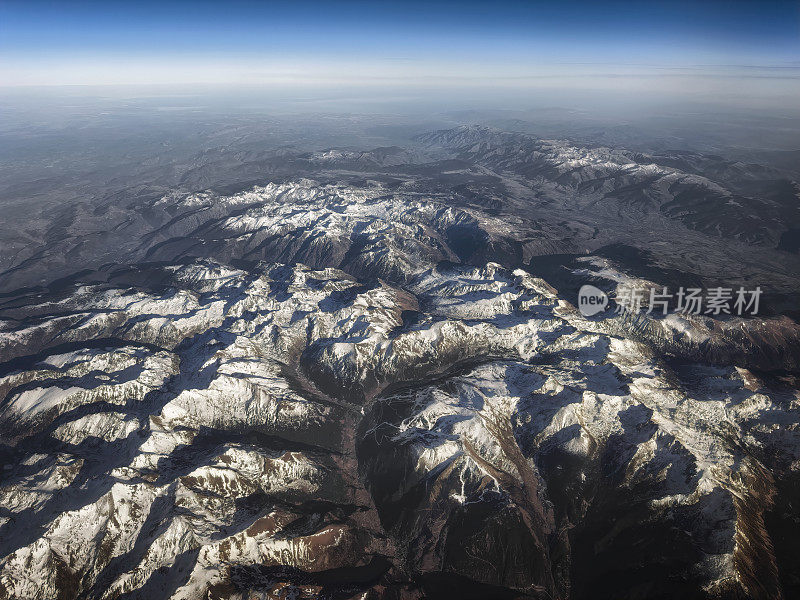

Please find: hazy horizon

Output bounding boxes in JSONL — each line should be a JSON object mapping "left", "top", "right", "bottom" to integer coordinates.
{"left": 2, "top": 0, "right": 799, "bottom": 110}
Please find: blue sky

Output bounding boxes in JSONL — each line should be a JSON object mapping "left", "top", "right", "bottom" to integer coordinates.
{"left": 1, "top": 0, "right": 798, "bottom": 86}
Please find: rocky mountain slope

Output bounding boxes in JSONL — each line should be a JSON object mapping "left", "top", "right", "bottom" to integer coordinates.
{"left": 1, "top": 257, "right": 799, "bottom": 599}
{"left": 1, "top": 127, "right": 799, "bottom": 599}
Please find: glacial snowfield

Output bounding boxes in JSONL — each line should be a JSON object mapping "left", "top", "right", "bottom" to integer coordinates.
{"left": 0, "top": 127, "right": 799, "bottom": 599}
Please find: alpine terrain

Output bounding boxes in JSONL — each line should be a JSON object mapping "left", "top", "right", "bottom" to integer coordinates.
{"left": 1, "top": 125, "right": 799, "bottom": 600}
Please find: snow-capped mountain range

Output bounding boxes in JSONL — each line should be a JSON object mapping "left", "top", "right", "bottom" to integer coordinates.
{"left": 1, "top": 127, "right": 799, "bottom": 599}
